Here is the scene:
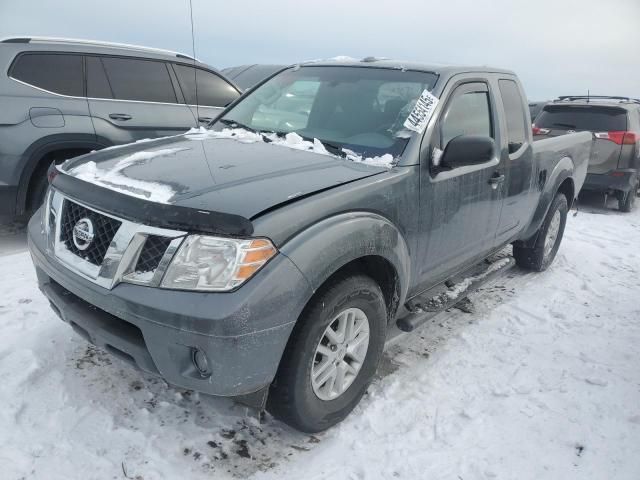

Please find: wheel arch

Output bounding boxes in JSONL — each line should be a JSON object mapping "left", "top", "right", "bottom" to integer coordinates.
{"left": 518, "top": 156, "right": 575, "bottom": 246}
{"left": 17, "top": 134, "right": 110, "bottom": 214}
{"left": 557, "top": 176, "right": 575, "bottom": 209}
{"left": 279, "top": 211, "right": 411, "bottom": 323}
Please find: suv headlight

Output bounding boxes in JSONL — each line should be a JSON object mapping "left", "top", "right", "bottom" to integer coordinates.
{"left": 161, "top": 235, "right": 277, "bottom": 291}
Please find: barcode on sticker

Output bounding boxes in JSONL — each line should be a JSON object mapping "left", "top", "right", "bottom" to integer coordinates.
{"left": 403, "top": 89, "right": 439, "bottom": 134}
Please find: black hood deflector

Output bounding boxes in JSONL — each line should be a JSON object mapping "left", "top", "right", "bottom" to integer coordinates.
{"left": 52, "top": 173, "right": 254, "bottom": 236}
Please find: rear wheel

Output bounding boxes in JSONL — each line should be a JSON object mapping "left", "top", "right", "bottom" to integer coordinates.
{"left": 267, "top": 274, "right": 386, "bottom": 433}
{"left": 618, "top": 186, "right": 636, "bottom": 212}
{"left": 514, "top": 193, "right": 568, "bottom": 272}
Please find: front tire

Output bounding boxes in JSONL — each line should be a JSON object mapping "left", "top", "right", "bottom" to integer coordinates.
{"left": 267, "top": 274, "right": 387, "bottom": 433}
{"left": 514, "top": 193, "right": 568, "bottom": 272}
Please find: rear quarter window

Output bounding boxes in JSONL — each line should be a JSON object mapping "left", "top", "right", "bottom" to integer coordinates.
{"left": 11, "top": 53, "right": 83, "bottom": 97}
{"left": 498, "top": 79, "right": 528, "bottom": 148}
{"left": 536, "top": 105, "right": 627, "bottom": 131}
{"left": 174, "top": 64, "right": 240, "bottom": 107}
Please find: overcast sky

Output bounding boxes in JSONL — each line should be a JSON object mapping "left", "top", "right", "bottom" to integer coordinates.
{"left": 2, "top": 0, "right": 639, "bottom": 100}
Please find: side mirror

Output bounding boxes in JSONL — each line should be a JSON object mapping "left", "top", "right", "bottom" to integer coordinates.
{"left": 439, "top": 135, "right": 496, "bottom": 169}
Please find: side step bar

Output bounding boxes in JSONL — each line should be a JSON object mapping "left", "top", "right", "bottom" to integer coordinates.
{"left": 396, "top": 256, "right": 516, "bottom": 332}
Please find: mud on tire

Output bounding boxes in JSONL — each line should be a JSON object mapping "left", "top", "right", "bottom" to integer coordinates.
{"left": 514, "top": 193, "right": 568, "bottom": 272}
{"left": 267, "top": 273, "right": 387, "bottom": 433}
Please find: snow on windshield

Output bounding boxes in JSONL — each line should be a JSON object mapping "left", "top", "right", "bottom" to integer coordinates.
{"left": 64, "top": 148, "right": 188, "bottom": 203}
{"left": 184, "top": 127, "right": 395, "bottom": 168}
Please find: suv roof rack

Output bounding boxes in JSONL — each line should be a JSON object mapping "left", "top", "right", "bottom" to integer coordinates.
{"left": 0, "top": 36, "right": 197, "bottom": 61}
{"left": 555, "top": 95, "right": 640, "bottom": 104}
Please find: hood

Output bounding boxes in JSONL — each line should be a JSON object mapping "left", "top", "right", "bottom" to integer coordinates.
{"left": 60, "top": 131, "right": 388, "bottom": 220}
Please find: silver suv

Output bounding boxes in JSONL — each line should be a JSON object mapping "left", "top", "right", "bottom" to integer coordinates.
{"left": 0, "top": 36, "right": 241, "bottom": 218}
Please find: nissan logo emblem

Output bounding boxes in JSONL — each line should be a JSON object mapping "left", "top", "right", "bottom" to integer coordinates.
{"left": 72, "top": 217, "right": 95, "bottom": 251}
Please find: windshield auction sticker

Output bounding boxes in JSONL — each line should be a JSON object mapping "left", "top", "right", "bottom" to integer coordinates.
{"left": 403, "top": 89, "right": 439, "bottom": 134}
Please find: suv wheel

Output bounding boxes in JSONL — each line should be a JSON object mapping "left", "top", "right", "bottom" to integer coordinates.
{"left": 514, "top": 193, "right": 568, "bottom": 271}
{"left": 28, "top": 169, "right": 50, "bottom": 212}
{"left": 618, "top": 187, "right": 636, "bottom": 213}
{"left": 267, "top": 274, "right": 386, "bottom": 432}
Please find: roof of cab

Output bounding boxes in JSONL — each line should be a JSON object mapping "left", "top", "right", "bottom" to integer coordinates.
{"left": 295, "top": 57, "right": 516, "bottom": 77}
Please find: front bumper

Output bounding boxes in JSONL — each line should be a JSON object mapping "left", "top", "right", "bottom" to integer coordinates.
{"left": 28, "top": 211, "right": 313, "bottom": 398}
{"left": 582, "top": 170, "right": 637, "bottom": 193}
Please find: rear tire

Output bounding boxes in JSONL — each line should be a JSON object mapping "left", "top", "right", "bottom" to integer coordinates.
{"left": 618, "top": 187, "right": 636, "bottom": 213}
{"left": 267, "top": 274, "right": 386, "bottom": 433}
{"left": 514, "top": 193, "right": 568, "bottom": 272}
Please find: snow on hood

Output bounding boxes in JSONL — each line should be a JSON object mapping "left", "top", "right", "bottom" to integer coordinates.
{"left": 184, "top": 127, "right": 395, "bottom": 168}
{"left": 64, "top": 148, "right": 188, "bottom": 203}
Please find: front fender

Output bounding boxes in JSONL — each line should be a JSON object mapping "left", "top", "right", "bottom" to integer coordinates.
{"left": 279, "top": 211, "right": 411, "bottom": 306}
{"left": 520, "top": 156, "right": 574, "bottom": 242}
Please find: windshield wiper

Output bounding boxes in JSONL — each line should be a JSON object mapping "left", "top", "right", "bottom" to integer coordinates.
{"left": 551, "top": 122, "right": 577, "bottom": 129}
{"left": 218, "top": 118, "right": 272, "bottom": 142}
{"left": 318, "top": 139, "right": 348, "bottom": 158}
{"left": 295, "top": 134, "right": 347, "bottom": 158}
{"left": 218, "top": 121, "right": 349, "bottom": 157}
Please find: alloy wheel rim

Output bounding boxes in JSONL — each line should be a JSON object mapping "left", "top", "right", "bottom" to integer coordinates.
{"left": 544, "top": 210, "right": 561, "bottom": 260}
{"left": 311, "top": 307, "right": 370, "bottom": 401}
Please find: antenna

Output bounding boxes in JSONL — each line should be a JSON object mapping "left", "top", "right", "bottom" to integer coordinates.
{"left": 587, "top": 89, "right": 590, "bottom": 103}
{"left": 188, "top": 0, "right": 200, "bottom": 124}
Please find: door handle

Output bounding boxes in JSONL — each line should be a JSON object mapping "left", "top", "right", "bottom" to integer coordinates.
{"left": 198, "top": 116, "right": 213, "bottom": 124}
{"left": 488, "top": 173, "right": 505, "bottom": 190}
{"left": 109, "top": 113, "right": 132, "bottom": 121}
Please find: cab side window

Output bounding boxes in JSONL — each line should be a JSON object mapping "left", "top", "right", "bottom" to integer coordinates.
{"left": 498, "top": 79, "right": 528, "bottom": 153}
{"left": 441, "top": 89, "right": 492, "bottom": 147}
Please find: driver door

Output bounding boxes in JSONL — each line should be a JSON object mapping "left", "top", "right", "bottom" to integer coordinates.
{"left": 416, "top": 80, "right": 506, "bottom": 290}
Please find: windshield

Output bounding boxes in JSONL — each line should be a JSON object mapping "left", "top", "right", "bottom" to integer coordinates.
{"left": 214, "top": 66, "right": 438, "bottom": 159}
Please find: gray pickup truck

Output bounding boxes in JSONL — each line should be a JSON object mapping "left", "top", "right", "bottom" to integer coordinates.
{"left": 28, "top": 60, "right": 590, "bottom": 432}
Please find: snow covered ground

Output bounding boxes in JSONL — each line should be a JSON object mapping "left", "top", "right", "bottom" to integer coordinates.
{"left": 1, "top": 196, "right": 639, "bottom": 480}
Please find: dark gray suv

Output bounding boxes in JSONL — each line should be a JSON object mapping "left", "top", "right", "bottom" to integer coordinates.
{"left": 533, "top": 96, "right": 640, "bottom": 211}
{"left": 0, "top": 36, "right": 241, "bottom": 218}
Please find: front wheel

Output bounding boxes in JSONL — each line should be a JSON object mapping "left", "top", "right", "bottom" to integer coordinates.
{"left": 514, "top": 193, "right": 568, "bottom": 272}
{"left": 267, "top": 274, "right": 387, "bottom": 433}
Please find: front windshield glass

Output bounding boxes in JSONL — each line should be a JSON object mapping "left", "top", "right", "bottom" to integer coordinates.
{"left": 215, "top": 66, "right": 438, "bottom": 159}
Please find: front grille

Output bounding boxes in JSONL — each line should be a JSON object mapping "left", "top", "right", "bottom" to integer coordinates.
{"left": 134, "top": 235, "right": 173, "bottom": 273}
{"left": 59, "top": 200, "right": 122, "bottom": 266}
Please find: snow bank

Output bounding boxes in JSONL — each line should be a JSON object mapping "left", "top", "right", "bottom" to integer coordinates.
{"left": 66, "top": 148, "right": 187, "bottom": 203}
{"left": 185, "top": 127, "right": 396, "bottom": 168}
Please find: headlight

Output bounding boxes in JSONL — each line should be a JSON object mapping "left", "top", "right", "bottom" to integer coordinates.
{"left": 161, "top": 235, "right": 277, "bottom": 291}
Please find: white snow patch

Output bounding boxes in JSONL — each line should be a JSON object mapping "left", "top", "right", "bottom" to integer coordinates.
{"left": 65, "top": 148, "right": 188, "bottom": 203}
{"left": 185, "top": 127, "right": 396, "bottom": 168}
{"left": 327, "top": 55, "right": 359, "bottom": 62}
